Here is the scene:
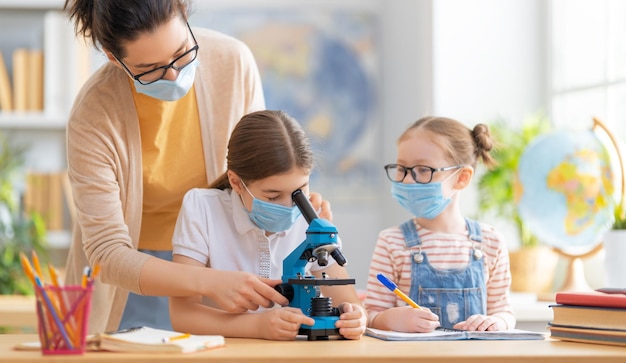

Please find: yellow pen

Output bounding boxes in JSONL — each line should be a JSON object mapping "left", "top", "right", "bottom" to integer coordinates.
{"left": 376, "top": 273, "right": 423, "bottom": 309}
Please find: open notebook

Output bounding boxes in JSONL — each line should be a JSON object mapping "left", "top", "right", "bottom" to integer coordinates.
{"left": 366, "top": 327, "right": 545, "bottom": 341}
{"left": 15, "top": 326, "right": 225, "bottom": 354}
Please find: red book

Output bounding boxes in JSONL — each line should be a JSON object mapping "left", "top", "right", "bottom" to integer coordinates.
{"left": 555, "top": 290, "right": 626, "bottom": 308}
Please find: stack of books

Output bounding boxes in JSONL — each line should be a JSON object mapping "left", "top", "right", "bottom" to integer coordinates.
{"left": 549, "top": 289, "right": 626, "bottom": 347}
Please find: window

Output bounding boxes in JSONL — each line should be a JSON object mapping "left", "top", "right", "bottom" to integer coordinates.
{"left": 550, "top": 0, "right": 626, "bottom": 141}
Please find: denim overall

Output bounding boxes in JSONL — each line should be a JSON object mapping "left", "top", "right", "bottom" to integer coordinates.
{"left": 118, "top": 250, "right": 173, "bottom": 330}
{"left": 400, "top": 218, "right": 487, "bottom": 329}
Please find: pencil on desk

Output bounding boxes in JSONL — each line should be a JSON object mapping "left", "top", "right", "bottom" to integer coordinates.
{"left": 163, "top": 333, "right": 191, "bottom": 343}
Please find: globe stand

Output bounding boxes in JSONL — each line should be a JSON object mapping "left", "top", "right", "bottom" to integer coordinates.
{"left": 551, "top": 118, "right": 622, "bottom": 294}
{"left": 593, "top": 117, "right": 626, "bottom": 289}
{"left": 552, "top": 243, "right": 604, "bottom": 293}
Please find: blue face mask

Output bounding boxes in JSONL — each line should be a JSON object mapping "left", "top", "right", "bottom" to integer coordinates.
{"left": 133, "top": 58, "right": 198, "bottom": 101}
{"left": 242, "top": 183, "right": 302, "bottom": 233}
{"left": 390, "top": 171, "right": 459, "bottom": 219}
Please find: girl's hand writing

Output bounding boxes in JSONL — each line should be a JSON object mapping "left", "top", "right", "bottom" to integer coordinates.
{"left": 371, "top": 306, "right": 440, "bottom": 333}
{"left": 453, "top": 314, "right": 507, "bottom": 331}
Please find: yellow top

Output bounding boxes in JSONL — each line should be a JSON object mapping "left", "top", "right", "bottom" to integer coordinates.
{"left": 132, "top": 83, "right": 208, "bottom": 251}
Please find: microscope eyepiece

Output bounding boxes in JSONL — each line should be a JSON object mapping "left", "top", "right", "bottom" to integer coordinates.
{"left": 292, "top": 189, "right": 318, "bottom": 224}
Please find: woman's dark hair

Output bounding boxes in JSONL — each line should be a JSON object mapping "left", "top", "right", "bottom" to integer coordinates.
{"left": 209, "top": 110, "right": 314, "bottom": 190}
{"left": 400, "top": 116, "right": 497, "bottom": 169}
{"left": 63, "top": 0, "right": 190, "bottom": 57}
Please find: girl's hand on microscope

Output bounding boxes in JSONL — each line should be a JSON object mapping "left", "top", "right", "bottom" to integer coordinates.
{"left": 336, "top": 303, "right": 367, "bottom": 340}
{"left": 259, "top": 307, "right": 315, "bottom": 341}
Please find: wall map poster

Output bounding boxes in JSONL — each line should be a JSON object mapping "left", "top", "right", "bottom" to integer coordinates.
{"left": 193, "top": 4, "right": 381, "bottom": 201}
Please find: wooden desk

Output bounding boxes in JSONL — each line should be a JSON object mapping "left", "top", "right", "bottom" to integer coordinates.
{"left": 0, "top": 295, "right": 36, "bottom": 330}
{"left": 0, "top": 292, "right": 558, "bottom": 332}
{"left": 2, "top": 334, "right": 626, "bottom": 362}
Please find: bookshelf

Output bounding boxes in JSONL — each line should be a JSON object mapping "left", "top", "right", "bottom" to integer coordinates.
{"left": 0, "top": 1, "right": 94, "bottom": 251}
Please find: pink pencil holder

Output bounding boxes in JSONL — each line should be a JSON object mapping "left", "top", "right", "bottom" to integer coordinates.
{"left": 35, "top": 284, "right": 93, "bottom": 355}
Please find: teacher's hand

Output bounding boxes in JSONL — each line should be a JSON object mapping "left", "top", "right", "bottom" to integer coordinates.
{"left": 208, "top": 270, "right": 289, "bottom": 313}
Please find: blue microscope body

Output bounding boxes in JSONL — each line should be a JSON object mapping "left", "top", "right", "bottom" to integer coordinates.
{"left": 275, "top": 190, "right": 355, "bottom": 341}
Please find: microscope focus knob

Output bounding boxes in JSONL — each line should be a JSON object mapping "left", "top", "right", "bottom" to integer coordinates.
{"left": 330, "top": 249, "right": 347, "bottom": 266}
{"left": 274, "top": 283, "right": 294, "bottom": 302}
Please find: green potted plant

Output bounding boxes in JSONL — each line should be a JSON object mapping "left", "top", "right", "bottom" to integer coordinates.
{"left": 0, "top": 133, "right": 47, "bottom": 296}
{"left": 476, "top": 115, "right": 559, "bottom": 293}
{"left": 614, "top": 203, "right": 626, "bottom": 229}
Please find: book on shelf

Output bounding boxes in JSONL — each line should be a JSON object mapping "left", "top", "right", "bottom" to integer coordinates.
{"left": 0, "top": 50, "right": 12, "bottom": 111}
{"left": 12, "top": 48, "right": 29, "bottom": 111}
{"left": 10, "top": 48, "right": 45, "bottom": 112}
{"left": 27, "top": 49, "right": 44, "bottom": 111}
{"left": 24, "top": 171, "right": 72, "bottom": 231}
{"left": 550, "top": 304, "right": 626, "bottom": 331}
{"left": 15, "top": 326, "right": 225, "bottom": 354}
{"left": 555, "top": 290, "right": 626, "bottom": 309}
{"left": 366, "top": 327, "right": 545, "bottom": 341}
{"left": 44, "top": 10, "right": 92, "bottom": 116}
{"left": 548, "top": 324, "right": 626, "bottom": 347}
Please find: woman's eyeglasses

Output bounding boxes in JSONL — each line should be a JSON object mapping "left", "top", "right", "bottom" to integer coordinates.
{"left": 113, "top": 22, "right": 199, "bottom": 85}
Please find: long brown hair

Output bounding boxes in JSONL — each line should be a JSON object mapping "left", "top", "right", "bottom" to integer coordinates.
{"left": 210, "top": 110, "right": 314, "bottom": 190}
{"left": 400, "top": 116, "right": 497, "bottom": 169}
{"left": 63, "top": 0, "right": 190, "bottom": 57}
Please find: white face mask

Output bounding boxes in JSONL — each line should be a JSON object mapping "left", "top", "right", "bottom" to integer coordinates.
{"left": 133, "top": 58, "right": 198, "bottom": 101}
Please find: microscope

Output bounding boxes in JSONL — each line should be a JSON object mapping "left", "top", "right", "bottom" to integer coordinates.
{"left": 274, "top": 189, "right": 355, "bottom": 341}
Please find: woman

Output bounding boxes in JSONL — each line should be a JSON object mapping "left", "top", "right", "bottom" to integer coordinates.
{"left": 62, "top": 0, "right": 329, "bottom": 334}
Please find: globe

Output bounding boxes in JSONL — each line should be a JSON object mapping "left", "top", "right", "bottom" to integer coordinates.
{"left": 515, "top": 128, "right": 617, "bottom": 253}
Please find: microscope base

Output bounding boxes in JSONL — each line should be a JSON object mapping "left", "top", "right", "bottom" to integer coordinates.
{"left": 299, "top": 327, "right": 342, "bottom": 341}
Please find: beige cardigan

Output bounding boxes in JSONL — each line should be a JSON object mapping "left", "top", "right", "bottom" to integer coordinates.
{"left": 64, "top": 28, "right": 265, "bottom": 334}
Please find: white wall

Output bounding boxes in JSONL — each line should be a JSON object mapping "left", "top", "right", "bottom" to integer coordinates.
{"left": 335, "top": 0, "right": 547, "bottom": 289}
{"left": 432, "top": 0, "right": 546, "bottom": 124}
{"left": 334, "top": 0, "right": 436, "bottom": 290}
{"left": 190, "top": 0, "right": 548, "bottom": 289}
{"left": 428, "top": 0, "right": 547, "bottom": 251}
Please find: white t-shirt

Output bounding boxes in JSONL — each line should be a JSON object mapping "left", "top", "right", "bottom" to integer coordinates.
{"left": 172, "top": 188, "right": 337, "bottom": 280}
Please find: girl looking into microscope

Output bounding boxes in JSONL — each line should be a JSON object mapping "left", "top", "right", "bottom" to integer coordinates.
{"left": 169, "top": 110, "right": 366, "bottom": 340}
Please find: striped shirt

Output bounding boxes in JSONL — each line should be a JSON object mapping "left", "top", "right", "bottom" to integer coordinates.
{"left": 365, "top": 219, "right": 516, "bottom": 329}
